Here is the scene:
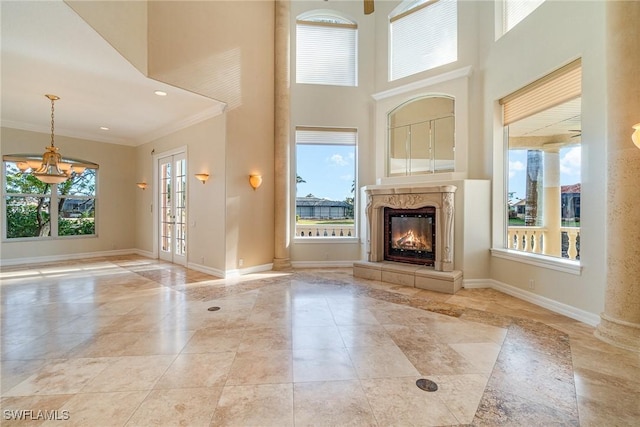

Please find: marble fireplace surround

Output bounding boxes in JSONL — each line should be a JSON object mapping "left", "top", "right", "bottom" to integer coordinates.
{"left": 354, "top": 184, "right": 463, "bottom": 294}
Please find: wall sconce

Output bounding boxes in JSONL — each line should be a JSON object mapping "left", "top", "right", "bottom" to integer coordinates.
{"left": 249, "top": 174, "right": 263, "bottom": 190}
{"left": 195, "top": 173, "right": 209, "bottom": 184}
{"left": 633, "top": 123, "right": 640, "bottom": 149}
{"left": 136, "top": 182, "right": 147, "bottom": 190}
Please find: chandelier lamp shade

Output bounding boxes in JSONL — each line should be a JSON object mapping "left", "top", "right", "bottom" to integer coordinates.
{"left": 633, "top": 123, "right": 640, "bottom": 149}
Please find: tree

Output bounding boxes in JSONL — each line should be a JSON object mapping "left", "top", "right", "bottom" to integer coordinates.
{"left": 4, "top": 163, "right": 96, "bottom": 238}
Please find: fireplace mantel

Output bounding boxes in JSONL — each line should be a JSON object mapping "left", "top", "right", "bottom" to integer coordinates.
{"left": 365, "top": 184, "right": 456, "bottom": 272}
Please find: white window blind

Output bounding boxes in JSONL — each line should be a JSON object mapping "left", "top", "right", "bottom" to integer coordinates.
{"left": 500, "top": 59, "right": 581, "bottom": 125}
{"left": 503, "top": 0, "right": 545, "bottom": 33}
{"left": 296, "top": 18, "right": 357, "bottom": 87}
{"left": 390, "top": 0, "right": 457, "bottom": 81}
{"left": 295, "top": 127, "right": 357, "bottom": 146}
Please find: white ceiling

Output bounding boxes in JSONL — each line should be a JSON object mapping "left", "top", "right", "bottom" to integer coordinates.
{"left": 1, "top": 0, "right": 226, "bottom": 146}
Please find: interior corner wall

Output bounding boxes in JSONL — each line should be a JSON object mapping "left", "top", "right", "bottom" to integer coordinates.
{"left": 65, "top": 0, "right": 148, "bottom": 75}
{"left": 146, "top": 1, "right": 276, "bottom": 273}
{"left": 0, "top": 127, "right": 136, "bottom": 261}
{"left": 134, "top": 116, "right": 227, "bottom": 273}
{"left": 481, "top": 0, "right": 607, "bottom": 316}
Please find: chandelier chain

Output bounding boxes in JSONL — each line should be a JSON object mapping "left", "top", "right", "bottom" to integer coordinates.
{"left": 50, "top": 97, "right": 55, "bottom": 147}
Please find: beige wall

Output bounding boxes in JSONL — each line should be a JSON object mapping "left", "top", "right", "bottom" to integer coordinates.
{"left": 0, "top": 127, "right": 136, "bottom": 260}
{"left": 66, "top": 0, "right": 148, "bottom": 75}
{"left": 134, "top": 116, "right": 227, "bottom": 273}
{"left": 147, "top": 0, "right": 275, "bottom": 272}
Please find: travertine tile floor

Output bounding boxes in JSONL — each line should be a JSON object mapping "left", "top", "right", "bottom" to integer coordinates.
{"left": 0, "top": 256, "right": 638, "bottom": 426}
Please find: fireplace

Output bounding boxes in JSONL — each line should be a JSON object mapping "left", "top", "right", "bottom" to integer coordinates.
{"left": 361, "top": 184, "right": 456, "bottom": 272}
{"left": 384, "top": 207, "right": 436, "bottom": 266}
{"left": 353, "top": 184, "right": 461, "bottom": 294}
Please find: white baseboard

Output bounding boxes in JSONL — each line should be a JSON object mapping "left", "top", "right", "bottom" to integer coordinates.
{"left": 132, "top": 248, "right": 154, "bottom": 258}
{"left": 186, "top": 262, "right": 225, "bottom": 278}
{"left": 187, "top": 262, "right": 274, "bottom": 279}
{"left": 0, "top": 249, "right": 137, "bottom": 267}
{"left": 462, "top": 278, "right": 492, "bottom": 289}
{"left": 488, "top": 278, "right": 600, "bottom": 326}
{"left": 292, "top": 260, "right": 356, "bottom": 268}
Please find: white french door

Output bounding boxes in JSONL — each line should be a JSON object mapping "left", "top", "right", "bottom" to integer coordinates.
{"left": 158, "top": 153, "right": 187, "bottom": 266}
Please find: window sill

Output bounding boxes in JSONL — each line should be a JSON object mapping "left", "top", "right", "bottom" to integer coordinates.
{"left": 490, "top": 248, "right": 582, "bottom": 275}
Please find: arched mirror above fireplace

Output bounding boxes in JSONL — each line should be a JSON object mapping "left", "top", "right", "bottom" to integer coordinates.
{"left": 387, "top": 96, "right": 455, "bottom": 177}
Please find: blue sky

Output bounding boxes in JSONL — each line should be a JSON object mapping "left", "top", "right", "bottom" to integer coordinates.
{"left": 508, "top": 146, "right": 581, "bottom": 201}
{"left": 296, "top": 144, "right": 581, "bottom": 203}
{"left": 296, "top": 145, "right": 355, "bottom": 201}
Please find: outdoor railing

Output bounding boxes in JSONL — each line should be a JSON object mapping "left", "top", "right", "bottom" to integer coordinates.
{"left": 295, "top": 225, "right": 355, "bottom": 238}
{"left": 507, "top": 226, "right": 580, "bottom": 260}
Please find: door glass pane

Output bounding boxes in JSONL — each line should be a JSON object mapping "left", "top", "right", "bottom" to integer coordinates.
{"left": 174, "top": 159, "right": 186, "bottom": 256}
{"left": 161, "top": 161, "right": 171, "bottom": 253}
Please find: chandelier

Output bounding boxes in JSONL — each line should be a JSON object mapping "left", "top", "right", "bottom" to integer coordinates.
{"left": 31, "top": 94, "right": 71, "bottom": 184}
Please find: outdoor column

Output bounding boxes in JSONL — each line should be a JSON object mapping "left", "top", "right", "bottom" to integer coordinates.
{"left": 595, "top": 1, "right": 640, "bottom": 352}
{"left": 542, "top": 148, "right": 561, "bottom": 257}
{"left": 273, "top": 0, "right": 292, "bottom": 270}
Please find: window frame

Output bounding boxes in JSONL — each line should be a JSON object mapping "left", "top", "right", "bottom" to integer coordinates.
{"left": 2, "top": 160, "right": 98, "bottom": 241}
{"left": 496, "top": 60, "right": 582, "bottom": 270}
{"left": 294, "top": 126, "right": 358, "bottom": 241}
{"left": 295, "top": 12, "right": 358, "bottom": 87}
{"left": 497, "top": 0, "right": 546, "bottom": 38}
{"left": 389, "top": 0, "right": 458, "bottom": 82}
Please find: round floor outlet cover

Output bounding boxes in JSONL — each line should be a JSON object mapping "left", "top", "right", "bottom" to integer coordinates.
{"left": 416, "top": 378, "right": 438, "bottom": 392}
{"left": 207, "top": 306, "right": 221, "bottom": 312}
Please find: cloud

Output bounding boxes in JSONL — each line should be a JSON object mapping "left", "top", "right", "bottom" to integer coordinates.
{"left": 329, "top": 153, "right": 348, "bottom": 166}
{"left": 509, "top": 160, "right": 525, "bottom": 178}
{"left": 340, "top": 174, "right": 353, "bottom": 181}
{"left": 560, "top": 146, "right": 581, "bottom": 176}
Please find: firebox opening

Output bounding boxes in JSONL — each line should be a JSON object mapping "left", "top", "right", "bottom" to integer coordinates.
{"left": 384, "top": 207, "right": 436, "bottom": 266}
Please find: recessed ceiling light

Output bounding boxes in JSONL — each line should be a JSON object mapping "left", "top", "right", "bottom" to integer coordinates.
{"left": 99, "top": 126, "right": 110, "bottom": 131}
{"left": 154, "top": 90, "right": 167, "bottom": 96}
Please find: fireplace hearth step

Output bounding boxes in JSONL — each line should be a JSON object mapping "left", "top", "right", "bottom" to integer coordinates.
{"left": 353, "top": 261, "right": 462, "bottom": 294}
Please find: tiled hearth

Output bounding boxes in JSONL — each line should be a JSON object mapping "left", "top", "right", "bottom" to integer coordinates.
{"left": 355, "top": 183, "right": 463, "bottom": 294}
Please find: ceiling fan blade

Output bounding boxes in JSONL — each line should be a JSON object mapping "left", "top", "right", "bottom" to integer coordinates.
{"left": 364, "top": 0, "right": 374, "bottom": 15}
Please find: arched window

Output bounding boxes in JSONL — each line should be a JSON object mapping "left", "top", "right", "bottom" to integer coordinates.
{"left": 389, "top": 0, "right": 457, "bottom": 81}
{"left": 296, "top": 12, "right": 358, "bottom": 87}
{"left": 387, "top": 96, "right": 455, "bottom": 176}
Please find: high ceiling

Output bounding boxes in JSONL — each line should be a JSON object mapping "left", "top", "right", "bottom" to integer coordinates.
{"left": 1, "top": 0, "right": 226, "bottom": 147}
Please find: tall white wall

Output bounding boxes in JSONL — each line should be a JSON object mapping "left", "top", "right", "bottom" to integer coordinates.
{"left": 289, "top": 0, "right": 377, "bottom": 265}
{"left": 481, "top": 0, "right": 607, "bottom": 317}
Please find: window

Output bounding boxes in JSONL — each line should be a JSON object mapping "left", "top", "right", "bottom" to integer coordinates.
{"left": 390, "top": 0, "right": 457, "bottom": 81}
{"left": 3, "top": 161, "right": 97, "bottom": 239}
{"left": 295, "top": 127, "right": 356, "bottom": 238}
{"left": 501, "top": 59, "right": 581, "bottom": 261}
{"left": 502, "top": 0, "right": 545, "bottom": 34}
{"left": 296, "top": 13, "right": 357, "bottom": 87}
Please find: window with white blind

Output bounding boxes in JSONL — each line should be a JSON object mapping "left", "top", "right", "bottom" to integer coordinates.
{"left": 501, "top": 59, "right": 582, "bottom": 262}
{"left": 296, "top": 13, "right": 357, "bottom": 87}
{"left": 502, "top": 0, "right": 545, "bottom": 34}
{"left": 295, "top": 127, "right": 357, "bottom": 238}
{"left": 389, "top": 0, "right": 457, "bottom": 81}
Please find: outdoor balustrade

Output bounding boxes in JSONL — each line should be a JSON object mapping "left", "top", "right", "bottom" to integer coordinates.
{"left": 295, "top": 224, "right": 355, "bottom": 238}
{"left": 507, "top": 226, "right": 580, "bottom": 260}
